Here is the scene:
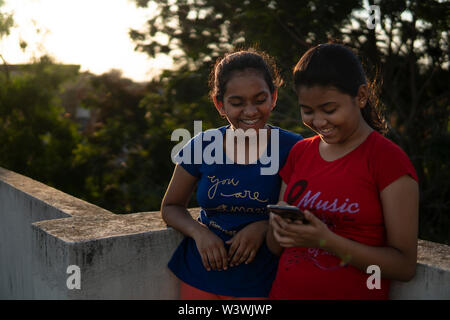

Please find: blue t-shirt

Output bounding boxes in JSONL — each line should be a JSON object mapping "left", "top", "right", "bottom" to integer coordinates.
{"left": 168, "top": 125, "right": 302, "bottom": 297}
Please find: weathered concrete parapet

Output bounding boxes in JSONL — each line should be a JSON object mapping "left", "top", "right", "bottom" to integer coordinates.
{"left": 0, "top": 166, "right": 188, "bottom": 299}
{"left": 0, "top": 166, "right": 449, "bottom": 299}
{"left": 390, "top": 240, "right": 450, "bottom": 299}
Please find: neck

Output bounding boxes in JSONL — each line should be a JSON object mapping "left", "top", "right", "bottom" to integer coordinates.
{"left": 319, "top": 121, "right": 373, "bottom": 161}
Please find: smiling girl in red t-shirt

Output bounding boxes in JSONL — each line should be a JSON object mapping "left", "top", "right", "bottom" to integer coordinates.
{"left": 266, "top": 43, "right": 419, "bottom": 300}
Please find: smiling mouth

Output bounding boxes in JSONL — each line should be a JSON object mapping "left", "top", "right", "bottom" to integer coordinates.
{"left": 318, "top": 127, "right": 335, "bottom": 136}
{"left": 240, "top": 119, "right": 260, "bottom": 125}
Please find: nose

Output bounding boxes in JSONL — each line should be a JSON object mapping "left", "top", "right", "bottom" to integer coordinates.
{"left": 312, "top": 116, "right": 327, "bottom": 128}
{"left": 243, "top": 104, "right": 259, "bottom": 117}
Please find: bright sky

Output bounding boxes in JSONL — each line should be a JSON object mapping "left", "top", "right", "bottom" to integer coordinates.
{"left": 0, "top": 0, "right": 172, "bottom": 82}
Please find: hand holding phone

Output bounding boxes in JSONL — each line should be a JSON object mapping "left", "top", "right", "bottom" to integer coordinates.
{"left": 267, "top": 204, "right": 308, "bottom": 224}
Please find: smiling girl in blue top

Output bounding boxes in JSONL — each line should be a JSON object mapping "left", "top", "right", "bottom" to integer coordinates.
{"left": 161, "top": 49, "right": 302, "bottom": 299}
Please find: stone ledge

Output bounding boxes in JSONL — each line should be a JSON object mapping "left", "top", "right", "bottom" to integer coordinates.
{"left": 417, "top": 239, "right": 450, "bottom": 271}
{"left": 0, "top": 167, "right": 200, "bottom": 243}
{"left": 0, "top": 168, "right": 450, "bottom": 270}
{"left": 2, "top": 166, "right": 449, "bottom": 270}
{"left": 0, "top": 167, "right": 112, "bottom": 220}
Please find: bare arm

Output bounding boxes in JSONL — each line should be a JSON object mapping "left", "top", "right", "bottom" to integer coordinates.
{"left": 161, "top": 164, "right": 229, "bottom": 271}
{"left": 272, "top": 175, "right": 419, "bottom": 281}
{"left": 161, "top": 164, "right": 201, "bottom": 238}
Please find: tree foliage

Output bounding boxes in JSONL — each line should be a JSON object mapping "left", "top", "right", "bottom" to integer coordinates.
{"left": 0, "top": 56, "right": 84, "bottom": 194}
{"left": 131, "top": 0, "right": 450, "bottom": 243}
{"left": 0, "top": 0, "right": 13, "bottom": 40}
{"left": 72, "top": 70, "right": 153, "bottom": 212}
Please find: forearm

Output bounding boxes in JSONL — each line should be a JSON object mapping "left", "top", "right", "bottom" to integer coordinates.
{"left": 323, "top": 231, "right": 417, "bottom": 281}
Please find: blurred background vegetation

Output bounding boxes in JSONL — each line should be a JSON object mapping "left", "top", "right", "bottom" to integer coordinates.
{"left": 0, "top": 0, "right": 449, "bottom": 244}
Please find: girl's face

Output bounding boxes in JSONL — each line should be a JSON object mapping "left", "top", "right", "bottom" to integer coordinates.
{"left": 297, "top": 85, "right": 368, "bottom": 146}
{"left": 214, "top": 69, "right": 277, "bottom": 131}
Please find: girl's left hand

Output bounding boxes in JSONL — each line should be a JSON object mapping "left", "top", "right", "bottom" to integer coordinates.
{"left": 226, "top": 220, "right": 268, "bottom": 267}
{"left": 271, "top": 210, "right": 332, "bottom": 248}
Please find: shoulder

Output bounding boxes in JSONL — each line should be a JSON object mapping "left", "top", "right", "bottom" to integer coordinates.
{"left": 269, "top": 125, "right": 303, "bottom": 147}
{"left": 274, "top": 126, "right": 303, "bottom": 141}
{"left": 365, "top": 131, "right": 418, "bottom": 188}
{"left": 200, "top": 126, "right": 226, "bottom": 137}
{"left": 367, "top": 131, "right": 411, "bottom": 160}
{"left": 203, "top": 127, "right": 225, "bottom": 140}
{"left": 174, "top": 127, "right": 223, "bottom": 170}
{"left": 188, "top": 127, "right": 224, "bottom": 145}
{"left": 282, "top": 135, "right": 318, "bottom": 171}
{"left": 289, "top": 135, "right": 319, "bottom": 155}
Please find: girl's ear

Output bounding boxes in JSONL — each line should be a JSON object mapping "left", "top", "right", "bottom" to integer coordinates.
{"left": 213, "top": 96, "right": 225, "bottom": 116}
{"left": 271, "top": 89, "right": 278, "bottom": 110}
{"left": 356, "top": 84, "right": 369, "bottom": 109}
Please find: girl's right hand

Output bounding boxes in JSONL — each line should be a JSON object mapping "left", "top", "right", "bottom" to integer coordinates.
{"left": 193, "top": 226, "right": 229, "bottom": 271}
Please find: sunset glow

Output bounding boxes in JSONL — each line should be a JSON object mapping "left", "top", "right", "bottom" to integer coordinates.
{"left": 0, "top": 0, "right": 172, "bottom": 82}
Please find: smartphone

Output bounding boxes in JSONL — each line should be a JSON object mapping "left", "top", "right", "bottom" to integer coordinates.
{"left": 267, "top": 204, "right": 308, "bottom": 223}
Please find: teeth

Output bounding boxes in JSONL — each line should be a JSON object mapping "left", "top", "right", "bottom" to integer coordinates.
{"left": 241, "top": 119, "right": 259, "bottom": 124}
{"left": 319, "top": 127, "right": 334, "bottom": 134}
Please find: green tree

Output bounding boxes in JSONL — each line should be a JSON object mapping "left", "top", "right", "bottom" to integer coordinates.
{"left": 0, "top": 0, "right": 13, "bottom": 40}
{"left": 360, "top": 0, "right": 450, "bottom": 243}
{"left": 72, "top": 70, "right": 158, "bottom": 213}
{"left": 0, "top": 56, "right": 83, "bottom": 194}
{"left": 73, "top": 68, "right": 224, "bottom": 213}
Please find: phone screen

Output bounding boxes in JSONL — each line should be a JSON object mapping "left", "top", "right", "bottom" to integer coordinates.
{"left": 266, "top": 204, "right": 308, "bottom": 223}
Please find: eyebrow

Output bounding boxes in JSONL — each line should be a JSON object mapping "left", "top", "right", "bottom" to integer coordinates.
{"left": 227, "top": 91, "right": 268, "bottom": 100}
{"left": 299, "top": 101, "right": 336, "bottom": 109}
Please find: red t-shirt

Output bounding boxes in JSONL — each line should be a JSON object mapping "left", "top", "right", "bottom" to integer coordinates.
{"left": 269, "top": 131, "right": 418, "bottom": 300}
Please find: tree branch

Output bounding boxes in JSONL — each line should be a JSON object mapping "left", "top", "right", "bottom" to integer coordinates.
{"left": 0, "top": 53, "right": 10, "bottom": 80}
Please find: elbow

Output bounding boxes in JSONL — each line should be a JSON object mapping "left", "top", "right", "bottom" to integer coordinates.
{"left": 266, "top": 239, "right": 281, "bottom": 256}
{"left": 160, "top": 202, "right": 187, "bottom": 227}
{"left": 161, "top": 208, "right": 168, "bottom": 224}
{"left": 265, "top": 230, "right": 283, "bottom": 257}
{"left": 403, "top": 265, "right": 417, "bottom": 282}
{"left": 396, "top": 263, "right": 417, "bottom": 282}
{"left": 160, "top": 201, "right": 170, "bottom": 225}
{"left": 266, "top": 243, "right": 283, "bottom": 257}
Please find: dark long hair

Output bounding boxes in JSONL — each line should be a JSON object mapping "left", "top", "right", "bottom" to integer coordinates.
{"left": 293, "top": 43, "right": 387, "bottom": 134}
{"left": 209, "top": 48, "right": 283, "bottom": 103}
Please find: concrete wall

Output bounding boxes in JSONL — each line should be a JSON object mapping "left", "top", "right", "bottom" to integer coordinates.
{"left": 0, "top": 167, "right": 184, "bottom": 299}
{"left": 1, "top": 167, "right": 449, "bottom": 299}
